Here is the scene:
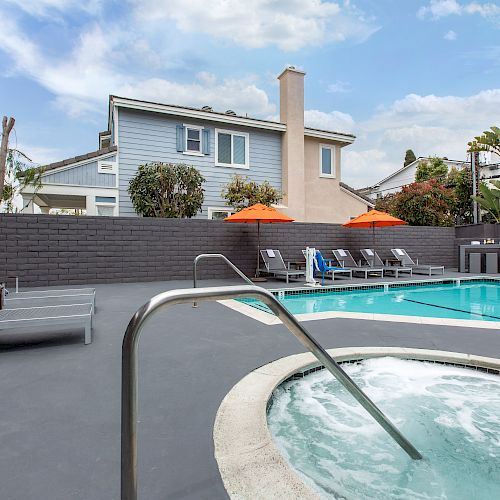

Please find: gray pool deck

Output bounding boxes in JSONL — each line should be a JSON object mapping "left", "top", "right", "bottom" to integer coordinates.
{"left": 2, "top": 274, "right": 500, "bottom": 500}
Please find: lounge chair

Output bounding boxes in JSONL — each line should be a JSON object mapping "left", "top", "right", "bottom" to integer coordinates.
{"left": 0, "top": 303, "right": 93, "bottom": 345}
{"left": 260, "top": 249, "right": 305, "bottom": 284}
{"left": 303, "top": 250, "right": 352, "bottom": 285}
{"left": 360, "top": 249, "right": 413, "bottom": 278}
{"left": 391, "top": 248, "right": 445, "bottom": 276}
{"left": 332, "top": 249, "right": 384, "bottom": 279}
{"left": 5, "top": 288, "right": 96, "bottom": 313}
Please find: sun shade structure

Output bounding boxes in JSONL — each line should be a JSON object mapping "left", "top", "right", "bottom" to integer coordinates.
{"left": 343, "top": 209, "right": 407, "bottom": 247}
{"left": 225, "top": 203, "right": 294, "bottom": 278}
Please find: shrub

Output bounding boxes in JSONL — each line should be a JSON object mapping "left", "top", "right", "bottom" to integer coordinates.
{"left": 128, "top": 162, "right": 204, "bottom": 218}
{"left": 221, "top": 174, "right": 282, "bottom": 211}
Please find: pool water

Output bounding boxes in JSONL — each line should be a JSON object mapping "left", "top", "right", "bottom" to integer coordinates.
{"left": 245, "top": 281, "right": 500, "bottom": 321}
{"left": 268, "top": 357, "right": 500, "bottom": 499}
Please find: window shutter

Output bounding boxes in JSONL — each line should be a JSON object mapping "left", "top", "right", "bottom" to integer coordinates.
{"left": 176, "top": 125, "right": 185, "bottom": 152}
{"left": 202, "top": 129, "right": 210, "bottom": 155}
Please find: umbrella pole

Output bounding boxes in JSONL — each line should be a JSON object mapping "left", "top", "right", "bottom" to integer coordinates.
{"left": 256, "top": 221, "right": 260, "bottom": 278}
{"left": 372, "top": 222, "right": 375, "bottom": 249}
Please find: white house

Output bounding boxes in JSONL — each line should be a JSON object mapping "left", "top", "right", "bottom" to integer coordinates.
{"left": 361, "top": 157, "right": 468, "bottom": 200}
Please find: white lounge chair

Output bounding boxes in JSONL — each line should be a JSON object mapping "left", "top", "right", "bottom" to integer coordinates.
{"left": 360, "top": 249, "right": 413, "bottom": 278}
{"left": 0, "top": 303, "right": 94, "bottom": 345}
{"left": 260, "top": 249, "right": 305, "bottom": 284}
{"left": 5, "top": 288, "right": 96, "bottom": 313}
{"left": 332, "top": 249, "right": 384, "bottom": 279}
{"left": 391, "top": 248, "right": 445, "bottom": 276}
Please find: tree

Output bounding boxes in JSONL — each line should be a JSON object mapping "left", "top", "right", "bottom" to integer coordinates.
{"left": 1, "top": 116, "right": 43, "bottom": 213}
{"left": 468, "top": 126, "right": 500, "bottom": 156}
{"left": 374, "top": 192, "right": 397, "bottom": 214}
{"left": 472, "top": 180, "right": 500, "bottom": 223}
{"left": 415, "top": 157, "right": 448, "bottom": 183}
{"left": 376, "top": 179, "right": 456, "bottom": 226}
{"left": 446, "top": 166, "right": 473, "bottom": 224}
{"left": 404, "top": 149, "right": 416, "bottom": 167}
{"left": 221, "top": 174, "right": 282, "bottom": 211}
{"left": 1, "top": 149, "right": 43, "bottom": 213}
{"left": 128, "top": 162, "right": 205, "bottom": 218}
{"left": 0, "top": 116, "right": 15, "bottom": 204}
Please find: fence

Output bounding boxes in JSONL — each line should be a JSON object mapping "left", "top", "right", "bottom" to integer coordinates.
{"left": 0, "top": 214, "right": 457, "bottom": 287}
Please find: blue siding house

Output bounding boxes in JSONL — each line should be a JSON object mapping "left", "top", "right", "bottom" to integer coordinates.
{"left": 21, "top": 67, "right": 372, "bottom": 222}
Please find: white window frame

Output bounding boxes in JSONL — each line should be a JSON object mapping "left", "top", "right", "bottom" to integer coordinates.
{"left": 215, "top": 128, "right": 250, "bottom": 169}
{"left": 207, "top": 207, "right": 234, "bottom": 220}
{"left": 95, "top": 196, "right": 117, "bottom": 217}
{"left": 319, "top": 144, "right": 336, "bottom": 178}
{"left": 95, "top": 202, "right": 117, "bottom": 217}
{"left": 97, "top": 160, "right": 118, "bottom": 174}
{"left": 183, "top": 124, "right": 204, "bottom": 157}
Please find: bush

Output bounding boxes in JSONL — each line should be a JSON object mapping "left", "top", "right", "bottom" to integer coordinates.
{"left": 376, "top": 180, "right": 456, "bottom": 226}
{"left": 128, "top": 162, "right": 204, "bottom": 218}
{"left": 221, "top": 174, "right": 282, "bottom": 211}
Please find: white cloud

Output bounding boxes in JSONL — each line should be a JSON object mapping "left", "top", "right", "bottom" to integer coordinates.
{"left": 444, "top": 29, "right": 457, "bottom": 40}
{"left": 0, "top": 16, "right": 275, "bottom": 118}
{"left": 418, "top": 0, "right": 500, "bottom": 20}
{"left": 343, "top": 89, "right": 500, "bottom": 188}
{"left": 120, "top": 74, "right": 275, "bottom": 116}
{"left": 304, "top": 109, "right": 355, "bottom": 133}
{"left": 327, "top": 80, "right": 352, "bottom": 93}
{"left": 5, "top": 0, "right": 103, "bottom": 17}
{"left": 130, "top": 0, "right": 379, "bottom": 51}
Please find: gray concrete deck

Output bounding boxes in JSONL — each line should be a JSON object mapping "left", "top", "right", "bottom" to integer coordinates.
{"left": 1, "top": 277, "right": 500, "bottom": 500}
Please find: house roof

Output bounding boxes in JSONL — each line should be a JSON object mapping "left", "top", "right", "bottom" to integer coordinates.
{"left": 371, "top": 156, "right": 467, "bottom": 189}
{"left": 339, "top": 182, "right": 375, "bottom": 206}
{"left": 36, "top": 146, "right": 117, "bottom": 174}
{"left": 109, "top": 95, "right": 356, "bottom": 143}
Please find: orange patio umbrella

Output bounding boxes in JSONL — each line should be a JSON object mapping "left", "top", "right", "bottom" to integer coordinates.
{"left": 343, "top": 209, "right": 407, "bottom": 247}
{"left": 225, "top": 203, "right": 294, "bottom": 279}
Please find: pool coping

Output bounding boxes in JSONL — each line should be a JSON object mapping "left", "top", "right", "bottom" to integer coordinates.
{"left": 218, "top": 276, "right": 500, "bottom": 328}
{"left": 213, "top": 347, "right": 500, "bottom": 499}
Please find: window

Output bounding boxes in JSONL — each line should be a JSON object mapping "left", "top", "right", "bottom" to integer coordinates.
{"left": 208, "top": 207, "right": 234, "bottom": 220}
{"left": 95, "top": 196, "right": 116, "bottom": 216}
{"left": 177, "top": 124, "right": 208, "bottom": 156}
{"left": 186, "top": 127, "right": 202, "bottom": 153}
{"left": 319, "top": 144, "right": 336, "bottom": 178}
{"left": 215, "top": 129, "right": 249, "bottom": 168}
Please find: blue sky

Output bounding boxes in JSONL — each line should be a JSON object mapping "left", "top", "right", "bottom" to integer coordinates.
{"left": 1, "top": 0, "right": 499, "bottom": 187}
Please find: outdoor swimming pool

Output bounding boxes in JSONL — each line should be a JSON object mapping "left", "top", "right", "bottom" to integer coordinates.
{"left": 243, "top": 280, "right": 500, "bottom": 322}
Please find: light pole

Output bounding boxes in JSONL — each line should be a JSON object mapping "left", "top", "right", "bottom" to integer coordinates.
{"left": 472, "top": 152, "right": 478, "bottom": 224}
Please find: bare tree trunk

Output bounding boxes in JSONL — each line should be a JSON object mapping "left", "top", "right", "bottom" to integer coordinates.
{"left": 0, "top": 116, "right": 16, "bottom": 204}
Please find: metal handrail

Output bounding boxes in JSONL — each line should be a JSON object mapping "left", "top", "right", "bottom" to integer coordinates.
{"left": 121, "top": 285, "right": 422, "bottom": 500}
{"left": 192, "top": 253, "right": 253, "bottom": 307}
{"left": 193, "top": 253, "right": 253, "bottom": 287}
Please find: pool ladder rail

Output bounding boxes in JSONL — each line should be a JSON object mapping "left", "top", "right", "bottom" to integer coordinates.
{"left": 192, "top": 253, "right": 254, "bottom": 307}
{"left": 121, "top": 280, "right": 422, "bottom": 500}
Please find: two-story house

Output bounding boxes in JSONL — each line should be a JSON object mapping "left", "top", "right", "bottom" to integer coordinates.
{"left": 21, "top": 66, "right": 372, "bottom": 222}
{"left": 361, "top": 157, "right": 469, "bottom": 200}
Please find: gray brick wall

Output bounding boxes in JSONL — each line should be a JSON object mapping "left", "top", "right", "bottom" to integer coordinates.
{"left": 0, "top": 215, "right": 457, "bottom": 288}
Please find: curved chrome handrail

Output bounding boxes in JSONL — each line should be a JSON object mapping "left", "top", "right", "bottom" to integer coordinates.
{"left": 192, "top": 253, "right": 253, "bottom": 307}
{"left": 193, "top": 253, "right": 253, "bottom": 287}
{"left": 121, "top": 285, "right": 422, "bottom": 500}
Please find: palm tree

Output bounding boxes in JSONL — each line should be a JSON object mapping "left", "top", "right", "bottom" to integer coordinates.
{"left": 472, "top": 180, "right": 500, "bottom": 223}
{"left": 468, "top": 126, "right": 500, "bottom": 155}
